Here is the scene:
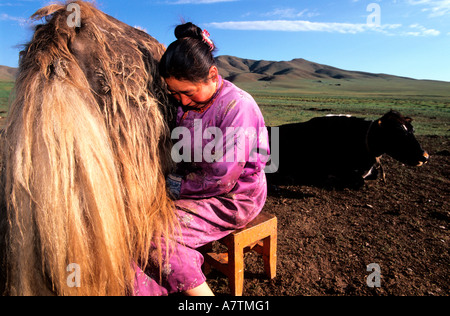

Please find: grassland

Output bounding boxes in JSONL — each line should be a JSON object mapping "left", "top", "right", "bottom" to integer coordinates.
{"left": 0, "top": 74, "right": 448, "bottom": 297}
{"left": 1, "top": 77, "right": 449, "bottom": 137}
{"left": 237, "top": 78, "right": 450, "bottom": 137}
{"left": 0, "top": 81, "right": 14, "bottom": 117}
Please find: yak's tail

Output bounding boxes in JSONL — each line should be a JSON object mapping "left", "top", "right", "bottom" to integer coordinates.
{"left": 1, "top": 1, "right": 175, "bottom": 296}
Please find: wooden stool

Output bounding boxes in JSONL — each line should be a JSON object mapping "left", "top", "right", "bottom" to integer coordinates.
{"left": 201, "top": 212, "right": 277, "bottom": 296}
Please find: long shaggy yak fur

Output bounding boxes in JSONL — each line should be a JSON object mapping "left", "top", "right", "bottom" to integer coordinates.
{"left": 0, "top": 1, "right": 177, "bottom": 296}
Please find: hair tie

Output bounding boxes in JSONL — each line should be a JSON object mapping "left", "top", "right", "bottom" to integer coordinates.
{"left": 202, "top": 29, "right": 214, "bottom": 51}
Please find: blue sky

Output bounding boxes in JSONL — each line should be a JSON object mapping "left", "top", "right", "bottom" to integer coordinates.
{"left": 1, "top": 0, "right": 449, "bottom": 81}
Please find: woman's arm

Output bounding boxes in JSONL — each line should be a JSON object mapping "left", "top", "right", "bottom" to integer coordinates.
{"left": 177, "top": 96, "right": 269, "bottom": 199}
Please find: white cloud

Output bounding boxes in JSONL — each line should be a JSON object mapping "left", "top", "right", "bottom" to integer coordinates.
{"left": 206, "top": 20, "right": 402, "bottom": 34}
{"left": 262, "top": 8, "right": 319, "bottom": 19}
{"left": 134, "top": 26, "right": 148, "bottom": 33}
{"left": 0, "top": 0, "right": 37, "bottom": 6}
{"left": 0, "top": 13, "right": 27, "bottom": 26}
{"left": 407, "top": 23, "right": 441, "bottom": 35}
{"left": 167, "top": 0, "right": 238, "bottom": 4}
{"left": 407, "top": 0, "right": 450, "bottom": 17}
{"left": 0, "top": 13, "right": 23, "bottom": 22}
{"left": 207, "top": 19, "right": 441, "bottom": 37}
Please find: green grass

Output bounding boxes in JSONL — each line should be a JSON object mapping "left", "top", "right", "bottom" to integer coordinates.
{"left": 0, "top": 81, "right": 15, "bottom": 128}
{"left": 236, "top": 79, "right": 450, "bottom": 137}
{"left": 1, "top": 78, "right": 449, "bottom": 137}
{"left": 0, "top": 81, "right": 14, "bottom": 113}
{"left": 253, "top": 94, "right": 449, "bottom": 136}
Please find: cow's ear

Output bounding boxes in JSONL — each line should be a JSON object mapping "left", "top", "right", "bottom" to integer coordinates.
{"left": 377, "top": 119, "right": 382, "bottom": 126}
{"left": 405, "top": 117, "right": 413, "bottom": 123}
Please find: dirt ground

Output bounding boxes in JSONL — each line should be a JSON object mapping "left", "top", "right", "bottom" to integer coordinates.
{"left": 206, "top": 135, "right": 449, "bottom": 296}
{"left": 1, "top": 112, "right": 447, "bottom": 296}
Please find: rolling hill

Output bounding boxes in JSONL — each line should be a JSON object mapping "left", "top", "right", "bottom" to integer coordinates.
{"left": 214, "top": 55, "right": 450, "bottom": 97}
{"left": 2, "top": 55, "right": 449, "bottom": 97}
{"left": 0, "top": 55, "right": 436, "bottom": 83}
{"left": 0, "top": 66, "right": 18, "bottom": 82}
{"left": 215, "top": 55, "right": 414, "bottom": 83}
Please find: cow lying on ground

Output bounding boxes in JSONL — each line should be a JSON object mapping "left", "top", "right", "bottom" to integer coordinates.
{"left": 268, "top": 110, "right": 429, "bottom": 188}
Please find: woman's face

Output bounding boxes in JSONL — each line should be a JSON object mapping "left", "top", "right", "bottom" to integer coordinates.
{"left": 165, "top": 66, "right": 218, "bottom": 108}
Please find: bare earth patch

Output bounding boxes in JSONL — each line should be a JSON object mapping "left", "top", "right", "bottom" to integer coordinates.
{"left": 207, "top": 135, "right": 449, "bottom": 296}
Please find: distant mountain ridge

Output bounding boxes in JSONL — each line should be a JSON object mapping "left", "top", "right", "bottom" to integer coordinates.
{"left": 0, "top": 56, "right": 443, "bottom": 83}
{"left": 0, "top": 66, "right": 18, "bottom": 81}
{"left": 215, "top": 55, "right": 416, "bottom": 83}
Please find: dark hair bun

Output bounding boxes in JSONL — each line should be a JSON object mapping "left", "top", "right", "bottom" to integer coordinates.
{"left": 160, "top": 22, "right": 216, "bottom": 82}
{"left": 175, "top": 22, "right": 203, "bottom": 40}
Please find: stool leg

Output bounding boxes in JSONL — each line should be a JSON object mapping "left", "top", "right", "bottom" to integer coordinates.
{"left": 203, "top": 261, "right": 212, "bottom": 276}
{"left": 228, "top": 242, "right": 244, "bottom": 296}
{"left": 199, "top": 243, "right": 213, "bottom": 275}
{"left": 263, "top": 233, "right": 277, "bottom": 279}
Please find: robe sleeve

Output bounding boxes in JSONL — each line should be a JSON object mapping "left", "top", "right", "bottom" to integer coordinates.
{"left": 179, "top": 96, "right": 267, "bottom": 199}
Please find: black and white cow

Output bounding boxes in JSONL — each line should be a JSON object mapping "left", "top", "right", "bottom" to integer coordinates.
{"left": 268, "top": 110, "right": 429, "bottom": 188}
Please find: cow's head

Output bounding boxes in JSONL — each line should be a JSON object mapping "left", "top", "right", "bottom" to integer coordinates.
{"left": 372, "top": 111, "right": 429, "bottom": 166}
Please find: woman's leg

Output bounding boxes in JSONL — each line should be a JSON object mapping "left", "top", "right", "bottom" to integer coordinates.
{"left": 185, "top": 282, "right": 215, "bottom": 296}
{"left": 135, "top": 196, "right": 261, "bottom": 295}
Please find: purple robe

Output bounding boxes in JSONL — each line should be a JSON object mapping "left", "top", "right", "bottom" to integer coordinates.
{"left": 134, "top": 76, "right": 270, "bottom": 295}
